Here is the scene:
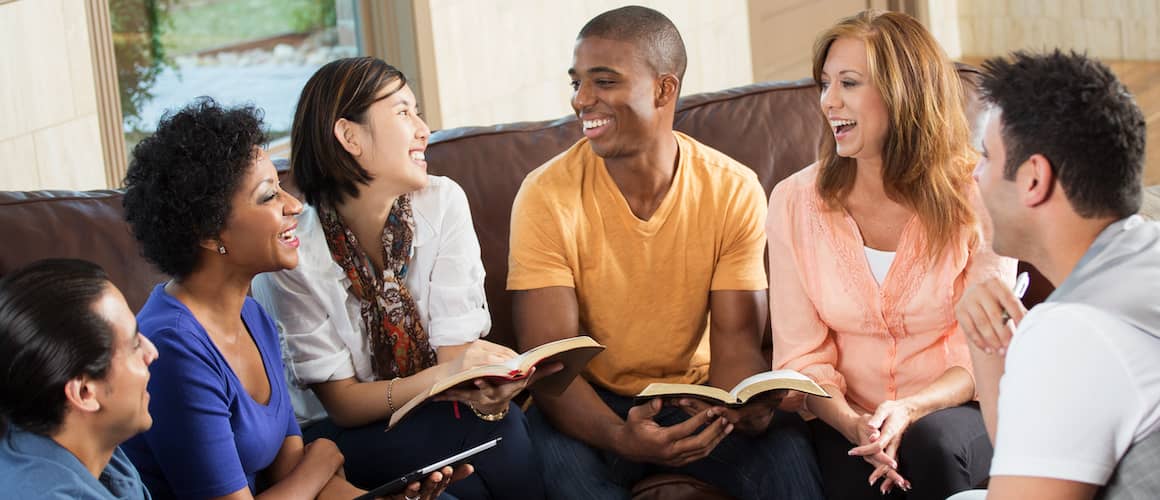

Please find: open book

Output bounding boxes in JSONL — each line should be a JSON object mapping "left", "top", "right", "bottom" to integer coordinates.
{"left": 635, "top": 369, "right": 830, "bottom": 408}
{"left": 388, "top": 336, "right": 605, "bottom": 428}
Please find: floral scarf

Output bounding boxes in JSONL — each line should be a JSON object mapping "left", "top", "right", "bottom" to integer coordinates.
{"left": 318, "top": 196, "right": 437, "bottom": 379}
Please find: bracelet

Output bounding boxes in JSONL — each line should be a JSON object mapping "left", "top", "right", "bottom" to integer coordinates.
{"left": 467, "top": 403, "right": 509, "bottom": 422}
{"left": 386, "top": 377, "right": 399, "bottom": 413}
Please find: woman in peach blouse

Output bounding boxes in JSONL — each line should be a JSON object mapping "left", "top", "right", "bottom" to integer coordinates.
{"left": 768, "top": 10, "right": 1015, "bottom": 500}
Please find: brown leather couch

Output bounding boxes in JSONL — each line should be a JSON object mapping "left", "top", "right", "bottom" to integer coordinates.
{"left": 0, "top": 69, "right": 1090, "bottom": 499}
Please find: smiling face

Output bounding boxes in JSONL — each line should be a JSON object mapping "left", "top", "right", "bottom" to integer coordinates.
{"left": 217, "top": 149, "right": 304, "bottom": 274}
{"left": 91, "top": 284, "right": 158, "bottom": 441}
{"left": 819, "top": 37, "right": 890, "bottom": 162}
{"left": 350, "top": 82, "right": 431, "bottom": 196}
{"left": 569, "top": 36, "right": 665, "bottom": 159}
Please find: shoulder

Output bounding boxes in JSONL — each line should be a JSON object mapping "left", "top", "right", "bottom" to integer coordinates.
{"left": 519, "top": 139, "right": 593, "bottom": 195}
{"left": 137, "top": 287, "right": 201, "bottom": 344}
{"left": 414, "top": 175, "right": 467, "bottom": 204}
{"left": 412, "top": 175, "right": 471, "bottom": 222}
{"left": 768, "top": 163, "right": 820, "bottom": 212}
{"left": 0, "top": 432, "right": 91, "bottom": 498}
{"left": 676, "top": 132, "right": 760, "bottom": 187}
{"left": 1007, "top": 303, "right": 1140, "bottom": 376}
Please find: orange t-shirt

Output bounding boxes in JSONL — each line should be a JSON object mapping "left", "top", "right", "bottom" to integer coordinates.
{"left": 508, "top": 132, "right": 768, "bottom": 396}
{"left": 767, "top": 164, "right": 1017, "bottom": 413}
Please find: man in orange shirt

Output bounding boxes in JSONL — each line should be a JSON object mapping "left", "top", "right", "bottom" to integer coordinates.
{"left": 508, "top": 6, "right": 823, "bottom": 499}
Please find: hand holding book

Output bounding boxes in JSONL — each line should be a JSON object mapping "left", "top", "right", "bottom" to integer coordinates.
{"left": 634, "top": 369, "right": 829, "bottom": 436}
{"left": 432, "top": 363, "right": 563, "bottom": 416}
{"left": 388, "top": 336, "right": 605, "bottom": 428}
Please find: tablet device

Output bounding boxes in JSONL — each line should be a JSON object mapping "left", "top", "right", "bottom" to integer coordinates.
{"left": 352, "top": 437, "right": 502, "bottom": 500}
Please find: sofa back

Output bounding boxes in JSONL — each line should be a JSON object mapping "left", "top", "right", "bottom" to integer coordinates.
{"left": 2, "top": 70, "right": 1049, "bottom": 352}
{"left": 0, "top": 190, "right": 166, "bottom": 311}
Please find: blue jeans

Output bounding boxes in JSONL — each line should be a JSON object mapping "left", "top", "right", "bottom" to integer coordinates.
{"left": 527, "top": 386, "right": 824, "bottom": 500}
{"left": 304, "top": 401, "right": 543, "bottom": 500}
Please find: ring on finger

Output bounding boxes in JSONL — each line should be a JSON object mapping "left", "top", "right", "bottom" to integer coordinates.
{"left": 405, "top": 495, "right": 420, "bottom": 500}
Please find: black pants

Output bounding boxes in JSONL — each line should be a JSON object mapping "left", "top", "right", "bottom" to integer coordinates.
{"left": 304, "top": 401, "right": 543, "bottom": 500}
{"left": 809, "top": 403, "right": 991, "bottom": 500}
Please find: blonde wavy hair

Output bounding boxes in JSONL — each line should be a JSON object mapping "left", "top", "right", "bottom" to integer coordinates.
{"left": 813, "top": 9, "right": 977, "bottom": 261}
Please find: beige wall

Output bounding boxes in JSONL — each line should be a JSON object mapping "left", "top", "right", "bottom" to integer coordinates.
{"left": 748, "top": 0, "right": 880, "bottom": 83}
{"left": 0, "top": 0, "right": 106, "bottom": 191}
{"left": 425, "top": 0, "right": 753, "bottom": 129}
{"left": 957, "top": 0, "right": 1160, "bottom": 59}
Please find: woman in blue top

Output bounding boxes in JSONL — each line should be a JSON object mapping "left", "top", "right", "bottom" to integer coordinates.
{"left": 0, "top": 258, "right": 155, "bottom": 500}
{"left": 120, "top": 98, "right": 467, "bottom": 500}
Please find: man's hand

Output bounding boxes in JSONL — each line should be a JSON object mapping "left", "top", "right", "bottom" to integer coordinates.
{"left": 672, "top": 390, "right": 785, "bottom": 436}
{"left": 955, "top": 277, "right": 1027, "bottom": 355}
{"left": 614, "top": 398, "right": 733, "bottom": 467}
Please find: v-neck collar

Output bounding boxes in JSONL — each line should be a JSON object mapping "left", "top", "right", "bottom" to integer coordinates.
{"left": 593, "top": 132, "right": 684, "bottom": 236}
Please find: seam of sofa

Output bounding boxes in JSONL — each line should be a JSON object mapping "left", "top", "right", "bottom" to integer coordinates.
{"left": 0, "top": 191, "right": 124, "bottom": 207}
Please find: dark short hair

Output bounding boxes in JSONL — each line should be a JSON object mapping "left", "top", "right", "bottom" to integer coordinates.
{"left": 123, "top": 97, "right": 267, "bottom": 278}
{"left": 578, "top": 6, "right": 687, "bottom": 85}
{"left": 980, "top": 50, "right": 1145, "bottom": 218}
{"left": 0, "top": 259, "right": 115, "bottom": 436}
{"left": 292, "top": 57, "right": 407, "bottom": 207}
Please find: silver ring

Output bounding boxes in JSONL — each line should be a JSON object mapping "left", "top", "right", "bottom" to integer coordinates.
{"left": 405, "top": 496, "right": 420, "bottom": 500}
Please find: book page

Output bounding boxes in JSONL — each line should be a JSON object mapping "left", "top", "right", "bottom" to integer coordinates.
{"left": 732, "top": 370, "right": 829, "bottom": 403}
{"left": 729, "top": 369, "right": 815, "bottom": 399}
{"left": 636, "top": 383, "right": 735, "bottom": 404}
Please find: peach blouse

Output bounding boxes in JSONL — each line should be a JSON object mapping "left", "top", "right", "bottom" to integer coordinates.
{"left": 767, "top": 164, "right": 1016, "bottom": 414}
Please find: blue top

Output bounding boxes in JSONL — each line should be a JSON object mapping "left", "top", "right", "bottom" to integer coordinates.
{"left": 123, "top": 285, "right": 301, "bottom": 499}
{"left": 0, "top": 425, "right": 150, "bottom": 499}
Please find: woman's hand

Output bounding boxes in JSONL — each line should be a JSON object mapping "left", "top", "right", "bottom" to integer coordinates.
{"left": 388, "top": 464, "right": 473, "bottom": 500}
{"left": 436, "top": 362, "right": 561, "bottom": 414}
{"left": 847, "top": 400, "right": 916, "bottom": 493}
{"left": 445, "top": 340, "right": 519, "bottom": 374}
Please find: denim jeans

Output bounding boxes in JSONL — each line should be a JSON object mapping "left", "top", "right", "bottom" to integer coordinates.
{"left": 527, "top": 386, "right": 824, "bottom": 500}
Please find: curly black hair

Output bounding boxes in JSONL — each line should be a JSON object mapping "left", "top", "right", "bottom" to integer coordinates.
{"left": 123, "top": 97, "right": 267, "bottom": 278}
{"left": 980, "top": 50, "right": 1145, "bottom": 218}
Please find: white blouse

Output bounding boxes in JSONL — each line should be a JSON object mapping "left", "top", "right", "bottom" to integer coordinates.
{"left": 251, "top": 175, "right": 491, "bottom": 424}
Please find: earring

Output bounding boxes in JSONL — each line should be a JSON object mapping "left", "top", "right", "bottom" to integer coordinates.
{"left": 217, "top": 243, "right": 228, "bottom": 255}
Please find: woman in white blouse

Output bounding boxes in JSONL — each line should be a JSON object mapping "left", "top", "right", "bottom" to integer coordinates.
{"left": 251, "top": 57, "right": 546, "bottom": 500}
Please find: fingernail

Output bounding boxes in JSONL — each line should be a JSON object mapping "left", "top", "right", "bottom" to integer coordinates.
{"left": 725, "top": 424, "right": 734, "bottom": 433}
{"left": 998, "top": 347, "right": 1006, "bottom": 355}
{"left": 848, "top": 450, "right": 856, "bottom": 456}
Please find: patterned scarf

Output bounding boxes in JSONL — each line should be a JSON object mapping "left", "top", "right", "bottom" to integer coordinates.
{"left": 318, "top": 196, "right": 437, "bottom": 379}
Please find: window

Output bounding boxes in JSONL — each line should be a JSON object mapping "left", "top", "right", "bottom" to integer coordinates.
{"left": 109, "top": 0, "right": 362, "bottom": 156}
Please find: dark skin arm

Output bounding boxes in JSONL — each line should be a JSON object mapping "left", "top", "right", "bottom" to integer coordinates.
{"left": 677, "top": 290, "right": 783, "bottom": 436}
{"left": 513, "top": 286, "right": 732, "bottom": 467}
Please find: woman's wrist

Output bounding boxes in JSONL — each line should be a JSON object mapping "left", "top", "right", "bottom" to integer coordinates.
{"left": 467, "top": 402, "right": 509, "bottom": 421}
